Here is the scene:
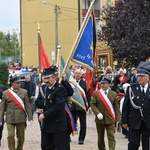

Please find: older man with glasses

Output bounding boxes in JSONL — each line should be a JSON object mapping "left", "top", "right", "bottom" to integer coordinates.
{"left": 122, "top": 68, "right": 150, "bottom": 150}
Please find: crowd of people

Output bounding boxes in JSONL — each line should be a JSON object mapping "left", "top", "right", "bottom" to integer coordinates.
{"left": 0, "top": 63, "right": 150, "bottom": 150}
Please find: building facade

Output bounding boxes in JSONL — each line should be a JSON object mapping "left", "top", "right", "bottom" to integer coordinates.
{"left": 20, "top": 0, "right": 116, "bottom": 67}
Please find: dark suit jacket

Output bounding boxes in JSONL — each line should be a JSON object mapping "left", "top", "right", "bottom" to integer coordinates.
{"left": 21, "top": 81, "right": 36, "bottom": 98}
{"left": 37, "top": 82, "right": 67, "bottom": 133}
{"left": 122, "top": 84, "right": 150, "bottom": 130}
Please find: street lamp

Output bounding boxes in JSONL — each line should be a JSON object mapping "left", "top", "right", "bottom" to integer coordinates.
{"left": 43, "top": 1, "right": 60, "bottom": 63}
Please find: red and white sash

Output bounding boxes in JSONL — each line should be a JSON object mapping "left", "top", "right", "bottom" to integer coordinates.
{"left": 6, "top": 89, "right": 26, "bottom": 112}
{"left": 97, "top": 89, "right": 116, "bottom": 121}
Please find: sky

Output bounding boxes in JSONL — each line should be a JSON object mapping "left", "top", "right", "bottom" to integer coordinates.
{"left": 0, "top": 0, "right": 20, "bottom": 33}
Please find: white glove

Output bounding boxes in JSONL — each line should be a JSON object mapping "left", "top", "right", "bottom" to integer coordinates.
{"left": 97, "top": 113, "right": 103, "bottom": 120}
{"left": 0, "top": 99, "right": 2, "bottom": 103}
{"left": 28, "top": 120, "right": 33, "bottom": 126}
{"left": 0, "top": 122, "right": 2, "bottom": 126}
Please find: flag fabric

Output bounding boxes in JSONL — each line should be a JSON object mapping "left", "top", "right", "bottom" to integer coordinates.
{"left": 59, "top": 55, "right": 86, "bottom": 111}
{"left": 71, "top": 9, "right": 97, "bottom": 91}
{"left": 71, "top": 10, "right": 96, "bottom": 70}
{"left": 85, "top": 68, "right": 93, "bottom": 90}
{"left": 59, "top": 55, "right": 78, "bottom": 133}
{"left": 65, "top": 103, "right": 78, "bottom": 134}
{"left": 69, "top": 80, "right": 86, "bottom": 111}
{"left": 59, "top": 55, "right": 71, "bottom": 80}
{"left": 38, "top": 34, "right": 51, "bottom": 70}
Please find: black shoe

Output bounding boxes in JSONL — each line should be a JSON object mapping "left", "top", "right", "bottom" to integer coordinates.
{"left": 79, "top": 141, "right": 84, "bottom": 144}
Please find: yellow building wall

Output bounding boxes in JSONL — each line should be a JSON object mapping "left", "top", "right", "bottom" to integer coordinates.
{"left": 21, "top": 0, "right": 78, "bottom": 67}
{"left": 20, "top": 0, "right": 110, "bottom": 67}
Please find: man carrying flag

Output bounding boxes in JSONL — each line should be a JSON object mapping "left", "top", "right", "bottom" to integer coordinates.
{"left": 90, "top": 77, "right": 120, "bottom": 150}
{"left": 70, "top": 68, "right": 91, "bottom": 145}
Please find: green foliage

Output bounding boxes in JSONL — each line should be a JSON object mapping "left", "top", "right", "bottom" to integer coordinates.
{"left": 0, "top": 62, "right": 9, "bottom": 88}
{"left": 0, "top": 31, "right": 20, "bottom": 62}
{"left": 100, "top": 0, "right": 150, "bottom": 68}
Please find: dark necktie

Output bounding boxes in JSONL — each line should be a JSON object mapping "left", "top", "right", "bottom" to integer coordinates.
{"left": 142, "top": 86, "right": 145, "bottom": 96}
{"left": 104, "top": 91, "right": 107, "bottom": 95}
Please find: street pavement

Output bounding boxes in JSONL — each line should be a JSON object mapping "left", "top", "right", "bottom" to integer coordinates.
{"left": 1, "top": 113, "right": 142, "bottom": 150}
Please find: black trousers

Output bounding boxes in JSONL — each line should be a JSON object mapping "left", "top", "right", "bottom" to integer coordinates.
{"left": 0, "top": 117, "right": 4, "bottom": 141}
{"left": 71, "top": 110, "right": 86, "bottom": 142}
{"left": 128, "top": 121, "right": 150, "bottom": 150}
{"left": 41, "top": 131, "right": 67, "bottom": 150}
{"left": 0, "top": 124, "right": 4, "bottom": 141}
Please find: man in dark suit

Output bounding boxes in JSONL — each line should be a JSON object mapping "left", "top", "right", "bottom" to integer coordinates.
{"left": 70, "top": 68, "right": 91, "bottom": 144}
{"left": 91, "top": 77, "right": 120, "bottom": 150}
{"left": 37, "top": 66, "right": 67, "bottom": 150}
{"left": 129, "top": 68, "right": 138, "bottom": 85}
{"left": 122, "top": 68, "right": 150, "bottom": 150}
{"left": 21, "top": 75, "right": 36, "bottom": 116}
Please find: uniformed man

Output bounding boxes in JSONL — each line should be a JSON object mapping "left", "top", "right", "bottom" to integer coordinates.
{"left": 0, "top": 75, "right": 33, "bottom": 150}
{"left": 122, "top": 68, "right": 150, "bottom": 150}
{"left": 90, "top": 77, "right": 120, "bottom": 150}
{"left": 37, "top": 66, "right": 67, "bottom": 150}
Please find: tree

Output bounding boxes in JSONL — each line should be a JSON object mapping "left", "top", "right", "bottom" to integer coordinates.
{"left": 100, "top": 0, "right": 150, "bottom": 68}
{"left": 0, "top": 31, "right": 20, "bottom": 62}
{"left": 0, "top": 62, "right": 9, "bottom": 88}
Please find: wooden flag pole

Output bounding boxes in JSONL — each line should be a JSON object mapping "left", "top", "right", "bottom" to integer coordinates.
{"left": 59, "top": 0, "right": 95, "bottom": 83}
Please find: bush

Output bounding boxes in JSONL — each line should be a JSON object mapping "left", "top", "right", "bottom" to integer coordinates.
{"left": 0, "top": 62, "right": 9, "bottom": 88}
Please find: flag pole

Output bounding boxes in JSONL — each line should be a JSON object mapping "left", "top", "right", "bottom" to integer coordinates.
{"left": 59, "top": 0, "right": 95, "bottom": 83}
{"left": 56, "top": 45, "right": 61, "bottom": 68}
{"left": 37, "top": 22, "right": 41, "bottom": 72}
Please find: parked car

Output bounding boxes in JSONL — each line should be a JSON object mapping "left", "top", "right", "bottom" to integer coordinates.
{"left": 17, "top": 72, "right": 33, "bottom": 80}
{"left": 8, "top": 71, "right": 33, "bottom": 85}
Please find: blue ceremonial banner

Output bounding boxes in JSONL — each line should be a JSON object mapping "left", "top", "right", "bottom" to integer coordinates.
{"left": 71, "top": 10, "right": 96, "bottom": 70}
{"left": 65, "top": 103, "right": 78, "bottom": 133}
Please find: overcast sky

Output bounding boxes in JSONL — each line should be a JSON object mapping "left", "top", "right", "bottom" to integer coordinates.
{"left": 0, "top": 0, "right": 20, "bottom": 33}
